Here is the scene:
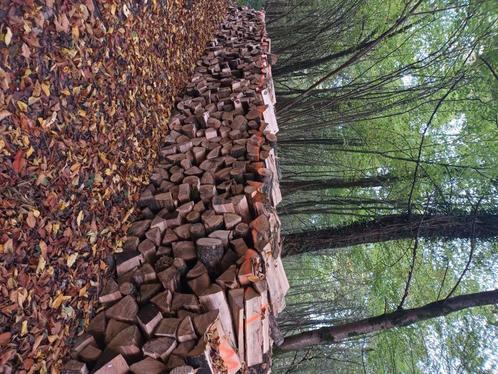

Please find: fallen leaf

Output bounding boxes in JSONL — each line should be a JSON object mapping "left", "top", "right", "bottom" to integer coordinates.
{"left": 4, "top": 27, "right": 12, "bottom": 46}
{"left": 77, "top": 210, "right": 84, "bottom": 227}
{"left": 21, "top": 43, "right": 31, "bottom": 59}
{"left": 51, "top": 293, "right": 70, "bottom": 309}
{"left": 0, "top": 110, "right": 11, "bottom": 121}
{"left": 17, "top": 101, "right": 28, "bottom": 112}
{"left": 13, "top": 150, "right": 26, "bottom": 173}
{"left": 0, "top": 332, "right": 11, "bottom": 346}
{"left": 26, "top": 212, "right": 36, "bottom": 228}
{"left": 67, "top": 253, "right": 78, "bottom": 268}
{"left": 21, "top": 320, "right": 28, "bottom": 336}
{"left": 36, "top": 255, "right": 46, "bottom": 274}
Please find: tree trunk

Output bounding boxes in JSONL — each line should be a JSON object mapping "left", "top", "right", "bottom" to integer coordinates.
{"left": 278, "top": 289, "right": 498, "bottom": 351}
{"left": 280, "top": 175, "right": 396, "bottom": 194}
{"left": 283, "top": 214, "right": 498, "bottom": 256}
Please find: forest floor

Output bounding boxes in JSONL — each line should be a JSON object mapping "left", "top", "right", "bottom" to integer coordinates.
{"left": 0, "top": 0, "right": 228, "bottom": 372}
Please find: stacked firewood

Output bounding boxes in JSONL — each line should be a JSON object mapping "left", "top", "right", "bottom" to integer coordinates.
{"left": 62, "top": 6, "right": 288, "bottom": 374}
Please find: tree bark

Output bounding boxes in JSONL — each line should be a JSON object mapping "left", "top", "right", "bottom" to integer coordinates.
{"left": 283, "top": 214, "right": 498, "bottom": 256}
{"left": 278, "top": 289, "right": 498, "bottom": 351}
{"left": 280, "top": 175, "right": 396, "bottom": 194}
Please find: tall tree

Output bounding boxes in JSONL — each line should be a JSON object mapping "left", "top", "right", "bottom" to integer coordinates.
{"left": 278, "top": 289, "right": 498, "bottom": 351}
{"left": 283, "top": 213, "right": 498, "bottom": 255}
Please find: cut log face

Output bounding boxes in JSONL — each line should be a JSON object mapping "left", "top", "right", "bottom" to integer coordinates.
{"left": 166, "top": 356, "right": 187, "bottom": 371}
{"left": 133, "top": 263, "right": 157, "bottom": 285}
{"left": 138, "top": 283, "right": 162, "bottom": 304}
{"left": 192, "top": 310, "right": 219, "bottom": 336}
{"left": 155, "top": 318, "right": 181, "bottom": 338}
{"left": 224, "top": 213, "right": 242, "bottom": 229}
{"left": 93, "top": 352, "right": 129, "bottom": 374}
{"left": 169, "top": 366, "right": 195, "bottom": 374}
{"left": 105, "top": 319, "right": 131, "bottom": 345}
{"left": 78, "top": 344, "right": 102, "bottom": 364}
{"left": 138, "top": 239, "right": 157, "bottom": 263}
{"left": 171, "top": 293, "right": 201, "bottom": 312}
{"left": 208, "top": 229, "right": 232, "bottom": 246}
{"left": 137, "top": 304, "right": 163, "bottom": 337}
{"left": 186, "top": 262, "right": 208, "bottom": 279}
{"left": 154, "top": 192, "right": 175, "bottom": 211}
{"left": 172, "top": 241, "right": 197, "bottom": 262}
{"left": 172, "top": 340, "right": 197, "bottom": 358}
{"left": 143, "top": 337, "right": 177, "bottom": 361}
{"left": 187, "top": 273, "right": 211, "bottom": 296}
{"left": 196, "top": 237, "right": 224, "bottom": 275}
{"left": 146, "top": 228, "right": 163, "bottom": 247}
{"left": 88, "top": 311, "right": 106, "bottom": 344}
{"left": 199, "top": 285, "right": 236, "bottom": 347}
{"left": 216, "top": 265, "right": 239, "bottom": 290}
{"left": 73, "top": 333, "right": 96, "bottom": 354}
{"left": 115, "top": 250, "right": 143, "bottom": 276}
{"left": 185, "top": 340, "right": 213, "bottom": 373}
{"left": 61, "top": 360, "right": 88, "bottom": 374}
{"left": 107, "top": 325, "right": 143, "bottom": 360}
{"left": 128, "top": 220, "right": 151, "bottom": 237}
{"left": 130, "top": 357, "right": 168, "bottom": 374}
{"left": 177, "top": 316, "right": 197, "bottom": 343}
{"left": 158, "top": 267, "right": 180, "bottom": 292}
{"left": 230, "top": 238, "right": 248, "bottom": 257}
{"left": 105, "top": 295, "right": 138, "bottom": 323}
{"left": 123, "top": 236, "right": 140, "bottom": 251}
{"left": 151, "top": 290, "right": 173, "bottom": 314}
{"left": 150, "top": 216, "right": 168, "bottom": 233}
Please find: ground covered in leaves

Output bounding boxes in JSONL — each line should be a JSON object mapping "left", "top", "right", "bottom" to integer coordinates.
{"left": 0, "top": 0, "right": 228, "bottom": 372}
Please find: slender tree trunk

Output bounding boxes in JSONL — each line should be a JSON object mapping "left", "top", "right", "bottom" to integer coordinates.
{"left": 281, "top": 175, "right": 397, "bottom": 194}
{"left": 278, "top": 289, "right": 498, "bottom": 351}
{"left": 283, "top": 214, "right": 498, "bottom": 256}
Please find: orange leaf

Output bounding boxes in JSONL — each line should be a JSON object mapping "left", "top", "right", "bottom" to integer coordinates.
{"left": 13, "top": 150, "right": 25, "bottom": 173}
{"left": 0, "top": 332, "right": 11, "bottom": 346}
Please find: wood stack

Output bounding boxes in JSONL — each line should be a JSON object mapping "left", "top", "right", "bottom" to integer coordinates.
{"left": 62, "top": 6, "right": 288, "bottom": 374}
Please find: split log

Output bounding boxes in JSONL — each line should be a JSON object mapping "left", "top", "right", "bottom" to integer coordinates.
{"left": 107, "top": 325, "right": 142, "bottom": 360}
{"left": 172, "top": 293, "right": 201, "bottom": 313}
{"left": 93, "top": 352, "right": 129, "bottom": 374}
{"left": 99, "top": 279, "right": 123, "bottom": 303}
{"left": 155, "top": 318, "right": 181, "bottom": 338}
{"left": 130, "top": 357, "right": 168, "bottom": 374}
{"left": 143, "top": 337, "right": 177, "bottom": 361}
{"left": 78, "top": 344, "right": 102, "bottom": 364}
{"left": 151, "top": 290, "right": 173, "bottom": 314}
{"left": 196, "top": 237, "right": 224, "bottom": 275}
{"left": 137, "top": 304, "right": 163, "bottom": 337}
{"left": 199, "top": 284, "right": 236, "bottom": 347}
{"left": 61, "top": 360, "right": 88, "bottom": 374}
{"left": 172, "top": 241, "right": 197, "bottom": 262}
{"left": 157, "top": 266, "right": 180, "bottom": 292}
{"left": 73, "top": 334, "right": 96, "bottom": 354}
{"left": 177, "top": 316, "right": 197, "bottom": 342}
{"left": 88, "top": 311, "right": 106, "bottom": 344}
{"left": 115, "top": 251, "right": 143, "bottom": 276}
{"left": 105, "top": 295, "right": 138, "bottom": 323}
{"left": 244, "top": 287, "right": 263, "bottom": 366}
{"left": 138, "top": 239, "right": 157, "bottom": 263}
{"left": 228, "top": 288, "right": 245, "bottom": 363}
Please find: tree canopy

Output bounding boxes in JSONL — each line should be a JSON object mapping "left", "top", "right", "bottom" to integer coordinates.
{"left": 257, "top": 0, "right": 498, "bottom": 372}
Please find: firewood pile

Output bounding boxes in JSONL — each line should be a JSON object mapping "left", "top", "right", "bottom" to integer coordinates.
{"left": 62, "top": 6, "right": 288, "bottom": 374}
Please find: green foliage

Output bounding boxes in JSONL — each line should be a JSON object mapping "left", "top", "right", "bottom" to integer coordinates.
{"left": 270, "top": 0, "right": 498, "bottom": 372}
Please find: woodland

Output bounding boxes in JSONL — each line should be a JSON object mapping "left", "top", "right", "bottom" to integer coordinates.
{"left": 0, "top": 0, "right": 496, "bottom": 372}
{"left": 257, "top": 0, "right": 498, "bottom": 373}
